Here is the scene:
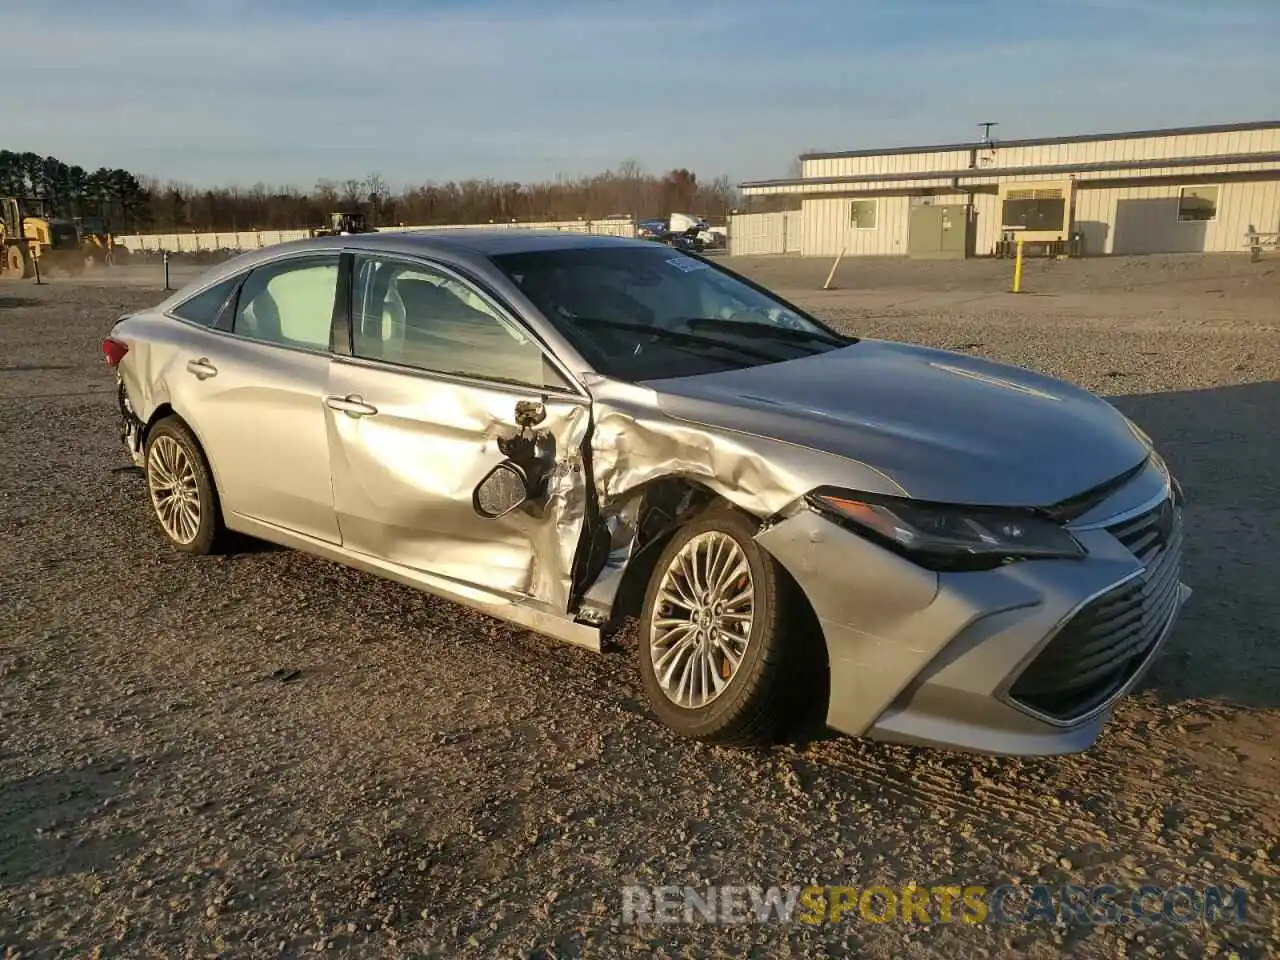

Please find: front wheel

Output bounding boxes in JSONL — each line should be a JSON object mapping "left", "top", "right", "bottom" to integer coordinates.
{"left": 4, "top": 244, "right": 31, "bottom": 279}
{"left": 638, "top": 505, "right": 815, "bottom": 745}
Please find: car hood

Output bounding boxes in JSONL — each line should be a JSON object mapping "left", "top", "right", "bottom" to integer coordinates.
{"left": 643, "top": 339, "right": 1150, "bottom": 508}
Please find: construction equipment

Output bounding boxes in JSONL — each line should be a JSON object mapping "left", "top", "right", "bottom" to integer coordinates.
{"left": 310, "top": 211, "right": 372, "bottom": 238}
{"left": 2, "top": 197, "right": 85, "bottom": 278}
{"left": 75, "top": 202, "right": 130, "bottom": 267}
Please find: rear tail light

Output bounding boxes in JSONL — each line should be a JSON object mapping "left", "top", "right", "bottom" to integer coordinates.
{"left": 102, "top": 337, "right": 129, "bottom": 367}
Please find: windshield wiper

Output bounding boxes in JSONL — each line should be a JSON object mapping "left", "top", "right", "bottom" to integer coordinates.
{"left": 562, "top": 316, "right": 785, "bottom": 363}
{"left": 682, "top": 316, "right": 851, "bottom": 348}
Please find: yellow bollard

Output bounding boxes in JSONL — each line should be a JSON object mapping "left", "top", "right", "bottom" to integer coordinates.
{"left": 1011, "top": 238, "right": 1025, "bottom": 293}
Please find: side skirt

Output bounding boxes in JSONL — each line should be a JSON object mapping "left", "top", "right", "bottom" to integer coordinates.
{"left": 226, "top": 513, "right": 603, "bottom": 653}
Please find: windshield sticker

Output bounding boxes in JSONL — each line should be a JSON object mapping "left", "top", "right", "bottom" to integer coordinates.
{"left": 666, "top": 257, "right": 709, "bottom": 273}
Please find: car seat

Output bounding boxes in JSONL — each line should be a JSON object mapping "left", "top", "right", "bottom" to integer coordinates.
{"left": 239, "top": 288, "right": 282, "bottom": 342}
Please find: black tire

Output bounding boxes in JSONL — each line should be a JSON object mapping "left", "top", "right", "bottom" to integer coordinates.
{"left": 144, "top": 416, "right": 225, "bottom": 555}
{"left": 638, "top": 504, "right": 815, "bottom": 745}
{"left": 4, "top": 244, "right": 31, "bottom": 279}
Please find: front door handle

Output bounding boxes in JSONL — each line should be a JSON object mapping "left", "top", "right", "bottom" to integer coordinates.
{"left": 325, "top": 394, "right": 378, "bottom": 418}
{"left": 186, "top": 357, "right": 218, "bottom": 380}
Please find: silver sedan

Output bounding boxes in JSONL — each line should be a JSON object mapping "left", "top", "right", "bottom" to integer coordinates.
{"left": 103, "top": 231, "right": 1190, "bottom": 754}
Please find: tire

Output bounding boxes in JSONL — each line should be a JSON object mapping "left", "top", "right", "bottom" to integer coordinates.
{"left": 4, "top": 244, "right": 30, "bottom": 279}
{"left": 638, "top": 504, "right": 814, "bottom": 745}
{"left": 144, "top": 416, "right": 225, "bottom": 555}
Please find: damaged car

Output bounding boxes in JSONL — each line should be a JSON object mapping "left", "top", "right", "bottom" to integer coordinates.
{"left": 103, "top": 231, "right": 1190, "bottom": 755}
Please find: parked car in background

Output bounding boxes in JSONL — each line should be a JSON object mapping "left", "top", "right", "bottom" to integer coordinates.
{"left": 636, "top": 218, "right": 669, "bottom": 241}
{"left": 103, "top": 231, "right": 1190, "bottom": 754}
{"left": 636, "top": 215, "right": 708, "bottom": 252}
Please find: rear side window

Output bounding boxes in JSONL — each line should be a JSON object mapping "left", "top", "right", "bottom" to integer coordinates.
{"left": 233, "top": 256, "right": 340, "bottom": 351}
{"left": 170, "top": 276, "right": 240, "bottom": 326}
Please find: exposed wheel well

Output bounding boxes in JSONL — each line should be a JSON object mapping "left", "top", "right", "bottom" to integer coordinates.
{"left": 603, "top": 484, "right": 828, "bottom": 720}
{"left": 607, "top": 484, "right": 831, "bottom": 735}
{"left": 604, "top": 480, "right": 720, "bottom": 626}
{"left": 143, "top": 403, "right": 175, "bottom": 446}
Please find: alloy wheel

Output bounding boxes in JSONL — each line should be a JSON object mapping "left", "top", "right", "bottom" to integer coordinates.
{"left": 147, "top": 435, "right": 202, "bottom": 545}
{"left": 649, "top": 531, "right": 755, "bottom": 708}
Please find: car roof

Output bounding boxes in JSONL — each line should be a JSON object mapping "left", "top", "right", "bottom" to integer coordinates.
{"left": 340, "top": 229, "right": 651, "bottom": 256}
{"left": 154, "top": 229, "right": 661, "bottom": 313}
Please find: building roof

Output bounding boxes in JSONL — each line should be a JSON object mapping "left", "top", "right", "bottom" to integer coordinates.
{"left": 740, "top": 149, "right": 1280, "bottom": 192}
{"left": 797, "top": 120, "right": 1280, "bottom": 162}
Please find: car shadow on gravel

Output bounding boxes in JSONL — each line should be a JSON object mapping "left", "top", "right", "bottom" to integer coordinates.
{"left": 1108, "top": 380, "right": 1279, "bottom": 711}
{"left": 0, "top": 756, "right": 148, "bottom": 889}
{"left": 109, "top": 464, "right": 284, "bottom": 555}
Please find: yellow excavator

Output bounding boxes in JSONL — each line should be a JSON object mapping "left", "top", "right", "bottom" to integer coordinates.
{"left": 75, "top": 214, "right": 130, "bottom": 267}
{"left": 1, "top": 197, "right": 85, "bottom": 278}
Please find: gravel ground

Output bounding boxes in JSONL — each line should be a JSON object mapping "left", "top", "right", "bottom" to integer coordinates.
{"left": 1, "top": 253, "right": 1278, "bottom": 959}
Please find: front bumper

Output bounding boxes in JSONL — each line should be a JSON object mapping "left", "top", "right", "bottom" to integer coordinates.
{"left": 757, "top": 464, "right": 1190, "bottom": 756}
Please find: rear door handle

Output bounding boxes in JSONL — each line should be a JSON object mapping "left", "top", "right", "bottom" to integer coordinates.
{"left": 186, "top": 357, "right": 217, "bottom": 380}
{"left": 325, "top": 394, "right": 378, "bottom": 418}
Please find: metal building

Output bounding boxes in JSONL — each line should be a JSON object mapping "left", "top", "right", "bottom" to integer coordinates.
{"left": 732, "top": 120, "right": 1280, "bottom": 257}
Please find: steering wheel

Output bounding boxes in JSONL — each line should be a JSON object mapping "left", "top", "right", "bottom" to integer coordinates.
{"left": 724, "top": 307, "right": 804, "bottom": 330}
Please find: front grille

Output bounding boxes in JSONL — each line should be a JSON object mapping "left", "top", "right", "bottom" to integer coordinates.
{"left": 1009, "top": 499, "right": 1183, "bottom": 722}
{"left": 1107, "top": 497, "right": 1177, "bottom": 566}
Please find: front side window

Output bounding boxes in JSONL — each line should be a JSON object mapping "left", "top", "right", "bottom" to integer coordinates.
{"left": 350, "top": 255, "right": 558, "bottom": 389}
{"left": 233, "top": 256, "right": 339, "bottom": 350}
{"left": 490, "top": 245, "right": 851, "bottom": 381}
{"left": 171, "top": 275, "right": 240, "bottom": 326}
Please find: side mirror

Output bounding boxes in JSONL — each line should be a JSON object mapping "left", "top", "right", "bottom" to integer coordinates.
{"left": 473, "top": 462, "right": 529, "bottom": 519}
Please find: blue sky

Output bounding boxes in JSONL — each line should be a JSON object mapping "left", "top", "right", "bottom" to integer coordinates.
{"left": 8, "top": 0, "right": 1276, "bottom": 189}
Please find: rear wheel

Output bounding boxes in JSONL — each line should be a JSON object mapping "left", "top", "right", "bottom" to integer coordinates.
{"left": 638, "top": 505, "right": 813, "bottom": 745}
{"left": 145, "top": 416, "right": 224, "bottom": 555}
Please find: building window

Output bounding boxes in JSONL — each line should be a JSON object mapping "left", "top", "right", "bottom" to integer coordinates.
{"left": 850, "top": 199, "right": 878, "bottom": 230}
{"left": 1177, "top": 186, "right": 1218, "bottom": 222}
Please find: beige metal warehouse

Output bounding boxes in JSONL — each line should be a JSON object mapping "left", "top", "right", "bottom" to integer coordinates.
{"left": 732, "top": 120, "right": 1280, "bottom": 258}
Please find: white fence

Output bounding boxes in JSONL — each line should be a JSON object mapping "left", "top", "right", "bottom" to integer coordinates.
{"left": 115, "top": 218, "right": 638, "bottom": 253}
{"left": 727, "top": 211, "right": 802, "bottom": 256}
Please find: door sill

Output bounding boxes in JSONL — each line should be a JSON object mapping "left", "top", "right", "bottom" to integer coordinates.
{"left": 226, "top": 512, "right": 601, "bottom": 652}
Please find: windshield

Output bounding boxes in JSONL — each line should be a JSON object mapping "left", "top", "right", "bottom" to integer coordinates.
{"left": 489, "top": 245, "right": 853, "bottom": 381}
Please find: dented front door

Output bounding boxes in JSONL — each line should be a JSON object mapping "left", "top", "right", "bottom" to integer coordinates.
{"left": 325, "top": 357, "right": 591, "bottom": 612}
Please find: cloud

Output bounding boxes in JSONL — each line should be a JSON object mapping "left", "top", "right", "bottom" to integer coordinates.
{"left": 4, "top": 0, "right": 1274, "bottom": 186}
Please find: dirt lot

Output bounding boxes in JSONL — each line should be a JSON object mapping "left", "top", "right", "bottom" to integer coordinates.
{"left": 1, "top": 253, "right": 1278, "bottom": 958}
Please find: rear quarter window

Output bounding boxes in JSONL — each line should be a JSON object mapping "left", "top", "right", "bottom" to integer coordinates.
{"left": 170, "top": 275, "right": 241, "bottom": 326}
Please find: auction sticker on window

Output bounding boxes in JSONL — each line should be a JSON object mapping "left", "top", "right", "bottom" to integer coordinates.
{"left": 666, "top": 257, "right": 709, "bottom": 273}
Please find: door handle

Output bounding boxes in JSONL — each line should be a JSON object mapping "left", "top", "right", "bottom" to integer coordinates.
{"left": 325, "top": 394, "right": 378, "bottom": 418}
{"left": 186, "top": 357, "right": 218, "bottom": 380}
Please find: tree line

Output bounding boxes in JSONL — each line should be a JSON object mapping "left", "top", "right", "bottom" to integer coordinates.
{"left": 0, "top": 151, "right": 739, "bottom": 233}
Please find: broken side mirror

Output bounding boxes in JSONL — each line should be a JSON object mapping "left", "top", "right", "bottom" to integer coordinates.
{"left": 473, "top": 462, "right": 529, "bottom": 519}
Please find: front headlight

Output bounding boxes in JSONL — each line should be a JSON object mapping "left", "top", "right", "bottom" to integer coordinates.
{"left": 807, "top": 488, "right": 1086, "bottom": 570}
